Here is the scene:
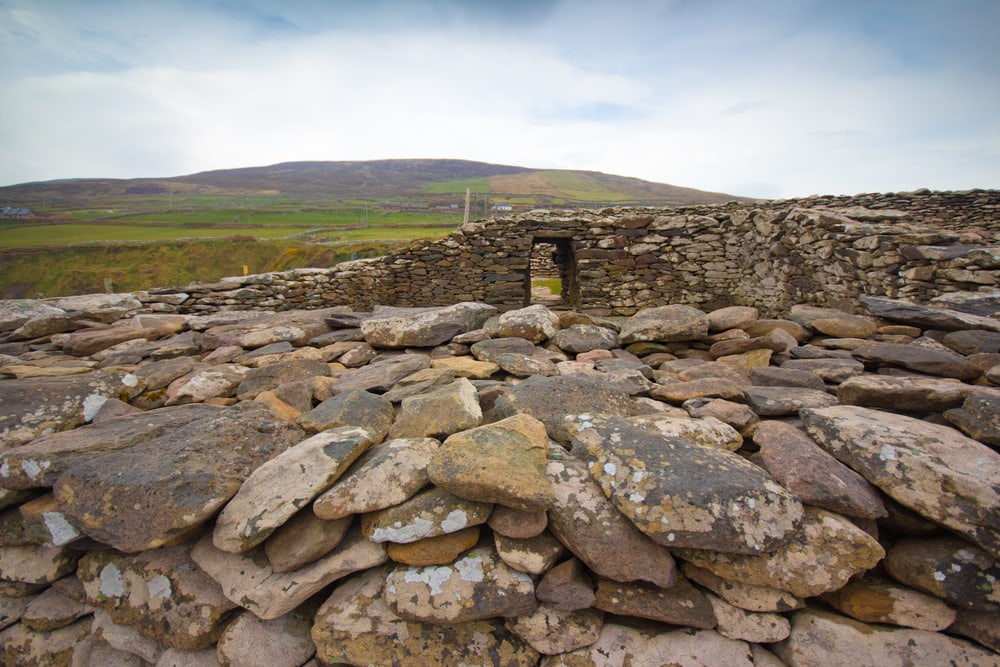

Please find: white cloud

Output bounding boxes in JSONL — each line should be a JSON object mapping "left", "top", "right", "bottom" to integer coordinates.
{"left": 1, "top": 0, "right": 997, "bottom": 198}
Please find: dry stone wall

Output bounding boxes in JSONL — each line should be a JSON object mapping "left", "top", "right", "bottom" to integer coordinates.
{"left": 144, "top": 189, "right": 1000, "bottom": 318}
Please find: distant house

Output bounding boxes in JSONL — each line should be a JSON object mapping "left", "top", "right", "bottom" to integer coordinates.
{"left": 492, "top": 202, "right": 514, "bottom": 212}
{"left": 0, "top": 207, "right": 34, "bottom": 218}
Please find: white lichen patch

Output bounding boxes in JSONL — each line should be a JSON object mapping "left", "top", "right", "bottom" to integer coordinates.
{"left": 21, "top": 459, "right": 49, "bottom": 481}
{"left": 440, "top": 510, "right": 469, "bottom": 533}
{"left": 879, "top": 444, "right": 898, "bottom": 462}
{"left": 455, "top": 553, "right": 485, "bottom": 584}
{"left": 403, "top": 565, "right": 454, "bottom": 595}
{"left": 42, "top": 512, "right": 80, "bottom": 546}
{"left": 0, "top": 459, "right": 8, "bottom": 478}
{"left": 147, "top": 574, "right": 173, "bottom": 601}
{"left": 370, "top": 517, "right": 435, "bottom": 544}
{"left": 99, "top": 563, "right": 125, "bottom": 598}
{"left": 82, "top": 393, "right": 108, "bottom": 422}
{"left": 122, "top": 373, "right": 139, "bottom": 387}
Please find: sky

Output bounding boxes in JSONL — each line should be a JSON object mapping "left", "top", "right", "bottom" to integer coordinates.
{"left": 1, "top": 0, "right": 998, "bottom": 199}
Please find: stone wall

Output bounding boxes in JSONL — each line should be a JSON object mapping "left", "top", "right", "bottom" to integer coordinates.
{"left": 139, "top": 189, "right": 1000, "bottom": 317}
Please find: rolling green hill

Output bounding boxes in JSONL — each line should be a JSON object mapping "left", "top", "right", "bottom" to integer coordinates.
{"left": 0, "top": 159, "right": 753, "bottom": 298}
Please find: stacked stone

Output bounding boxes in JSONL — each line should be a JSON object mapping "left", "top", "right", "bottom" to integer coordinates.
{"left": 130, "top": 189, "right": 1000, "bottom": 317}
{"left": 1, "top": 292, "right": 1000, "bottom": 666}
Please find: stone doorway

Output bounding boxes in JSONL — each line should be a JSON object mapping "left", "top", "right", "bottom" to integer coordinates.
{"left": 526, "top": 236, "right": 580, "bottom": 309}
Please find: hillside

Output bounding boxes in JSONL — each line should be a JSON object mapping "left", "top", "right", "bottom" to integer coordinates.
{"left": 0, "top": 159, "right": 748, "bottom": 207}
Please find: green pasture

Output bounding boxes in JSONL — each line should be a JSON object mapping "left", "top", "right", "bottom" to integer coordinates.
{"left": 0, "top": 223, "right": 302, "bottom": 248}
{"left": 536, "top": 171, "right": 638, "bottom": 203}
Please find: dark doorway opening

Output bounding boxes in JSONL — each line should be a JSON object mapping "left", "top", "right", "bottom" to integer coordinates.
{"left": 527, "top": 236, "right": 580, "bottom": 309}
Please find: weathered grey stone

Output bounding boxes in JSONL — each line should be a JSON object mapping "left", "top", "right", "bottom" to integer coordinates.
{"left": 535, "top": 557, "right": 597, "bottom": 612}
{"left": 683, "top": 397, "right": 760, "bottom": 434}
{"left": 313, "top": 437, "right": 441, "bottom": 520}
{"left": 505, "top": 605, "right": 604, "bottom": 655}
{"left": 950, "top": 609, "right": 1000, "bottom": 653}
{"left": 199, "top": 309, "right": 336, "bottom": 350}
{"left": 497, "top": 304, "right": 561, "bottom": 343}
{"left": 0, "top": 300, "right": 67, "bottom": 333}
{"left": 820, "top": 576, "right": 957, "bottom": 631}
{"left": 852, "top": 341, "right": 983, "bottom": 380}
{"left": 191, "top": 527, "right": 387, "bottom": 620}
{"left": 0, "top": 545, "right": 79, "bottom": 585}
{"left": 749, "top": 366, "right": 826, "bottom": 391}
{"left": 743, "top": 385, "right": 838, "bottom": 416}
{"left": 360, "top": 302, "right": 497, "bottom": 347}
{"left": 681, "top": 563, "right": 804, "bottom": 613}
{"left": 312, "top": 566, "right": 539, "bottom": 666}
{"left": 789, "top": 305, "right": 878, "bottom": 338}
{"left": 91, "top": 608, "right": 166, "bottom": 664}
{"left": 772, "top": 607, "right": 1000, "bottom": 667}
{"left": 649, "top": 377, "right": 746, "bottom": 403}
{"left": 0, "top": 617, "right": 93, "bottom": 667}
{"left": 53, "top": 324, "right": 160, "bottom": 357}
{"left": 326, "top": 353, "right": 429, "bottom": 394}
{"left": 497, "top": 352, "right": 559, "bottom": 377}
{"left": 384, "top": 546, "right": 537, "bottom": 623}
{"left": 264, "top": 511, "right": 353, "bottom": 573}
{"left": 387, "top": 377, "right": 483, "bottom": 439}
{"left": 0, "top": 370, "right": 144, "bottom": 449}
{"left": 943, "top": 329, "right": 1000, "bottom": 355}
{"left": 884, "top": 536, "right": 1000, "bottom": 612}
{"left": 595, "top": 576, "right": 717, "bottom": 629}
{"left": 490, "top": 374, "right": 631, "bottom": 443}
{"left": 470, "top": 336, "right": 537, "bottom": 363}
{"left": 380, "top": 366, "right": 457, "bottom": 402}
{"left": 545, "top": 446, "right": 677, "bottom": 589}
{"left": 78, "top": 544, "right": 237, "bottom": 650}
{"left": 428, "top": 413, "right": 553, "bottom": 511}
{"left": 296, "top": 388, "right": 393, "bottom": 438}
{"left": 215, "top": 609, "right": 315, "bottom": 667}
{"left": 552, "top": 324, "right": 618, "bottom": 353}
{"left": 801, "top": 404, "right": 1000, "bottom": 558}
{"left": 494, "top": 530, "right": 564, "bottom": 574}
{"left": 0, "top": 403, "right": 221, "bottom": 490}
{"left": 780, "top": 357, "right": 865, "bottom": 383}
{"left": 838, "top": 374, "right": 977, "bottom": 412}
{"left": 488, "top": 505, "right": 548, "bottom": 538}
{"left": 360, "top": 486, "right": 493, "bottom": 544}
{"left": 627, "top": 414, "right": 744, "bottom": 451}
{"left": 945, "top": 392, "right": 1000, "bottom": 447}
{"left": 20, "top": 586, "right": 91, "bottom": 632}
{"left": 0, "top": 594, "right": 35, "bottom": 632}
{"left": 570, "top": 414, "right": 803, "bottom": 554}
{"left": 164, "top": 365, "right": 246, "bottom": 405}
{"left": 860, "top": 295, "right": 1000, "bottom": 333}
{"left": 234, "top": 359, "right": 330, "bottom": 400}
{"left": 54, "top": 402, "right": 304, "bottom": 552}
{"left": 213, "top": 427, "right": 372, "bottom": 552}
{"left": 540, "top": 622, "right": 753, "bottom": 667}
{"left": 677, "top": 507, "right": 885, "bottom": 598}
{"left": 751, "top": 420, "right": 887, "bottom": 519}
{"left": 705, "top": 591, "right": 791, "bottom": 643}
{"left": 619, "top": 304, "right": 710, "bottom": 344}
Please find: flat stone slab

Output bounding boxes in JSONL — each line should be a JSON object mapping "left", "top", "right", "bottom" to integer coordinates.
{"left": 313, "top": 437, "right": 440, "bottom": 520}
{"left": 0, "top": 403, "right": 222, "bottom": 490}
{"left": 801, "top": 405, "right": 1000, "bottom": 558}
{"left": 860, "top": 295, "right": 1000, "bottom": 332}
{"left": 191, "top": 527, "right": 387, "bottom": 620}
{"left": 78, "top": 543, "right": 236, "bottom": 650}
{"left": 544, "top": 446, "right": 677, "bottom": 589}
{"left": 677, "top": 507, "right": 885, "bottom": 598}
{"left": 361, "top": 302, "right": 497, "bottom": 347}
{"left": 571, "top": 415, "right": 803, "bottom": 554}
{"left": 53, "top": 402, "right": 304, "bottom": 552}
{"left": 361, "top": 486, "right": 493, "bottom": 544}
{"left": 384, "top": 546, "right": 537, "bottom": 623}
{"left": 743, "top": 385, "right": 838, "bottom": 416}
{"left": 213, "top": 426, "right": 373, "bottom": 552}
{"left": 852, "top": 341, "right": 983, "bottom": 380}
{"left": 774, "top": 607, "right": 1000, "bottom": 667}
{"left": 312, "top": 566, "right": 539, "bottom": 666}
{"left": 428, "top": 414, "right": 553, "bottom": 512}
{"left": 884, "top": 535, "right": 1000, "bottom": 612}
{"left": 0, "top": 370, "right": 144, "bottom": 450}
{"left": 619, "top": 305, "right": 710, "bottom": 344}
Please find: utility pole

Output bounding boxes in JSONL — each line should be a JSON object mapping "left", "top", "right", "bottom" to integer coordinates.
{"left": 463, "top": 188, "right": 471, "bottom": 224}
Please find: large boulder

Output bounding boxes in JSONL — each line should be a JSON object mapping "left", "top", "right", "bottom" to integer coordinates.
{"left": 53, "top": 402, "right": 304, "bottom": 552}
{"left": 312, "top": 566, "right": 539, "bottom": 666}
{"left": 571, "top": 415, "right": 803, "bottom": 554}
{"left": 619, "top": 304, "right": 710, "bottom": 344}
{"left": 360, "top": 302, "right": 496, "bottom": 347}
{"left": 0, "top": 370, "right": 144, "bottom": 450}
{"left": 801, "top": 405, "right": 1000, "bottom": 558}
